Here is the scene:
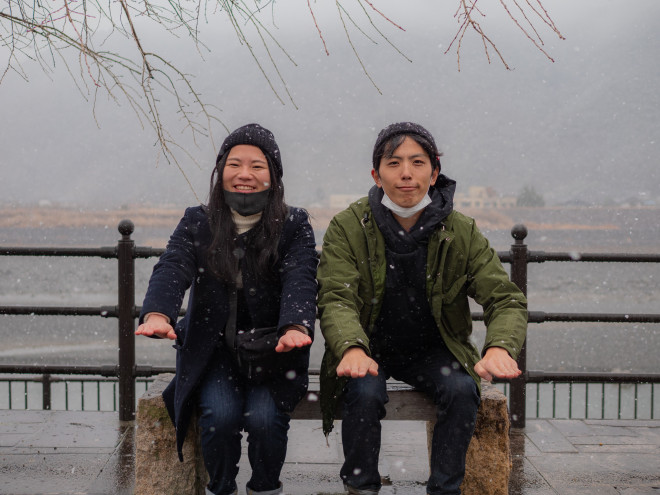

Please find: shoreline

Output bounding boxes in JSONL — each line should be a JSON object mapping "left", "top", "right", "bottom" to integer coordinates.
{"left": 2, "top": 205, "right": 659, "bottom": 251}
{"left": 2, "top": 204, "right": 657, "bottom": 229}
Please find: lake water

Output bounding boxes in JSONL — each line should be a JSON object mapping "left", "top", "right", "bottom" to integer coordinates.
{"left": 1, "top": 208, "right": 659, "bottom": 416}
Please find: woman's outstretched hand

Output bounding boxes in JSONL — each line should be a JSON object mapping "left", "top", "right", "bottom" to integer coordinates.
{"left": 135, "top": 313, "right": 177, "bottom": 340}
{"left": 275, "top": 327, "right": 312, "bottom": 352}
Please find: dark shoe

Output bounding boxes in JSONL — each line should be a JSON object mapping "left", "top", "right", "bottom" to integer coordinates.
{"left": 246, "top": 481, "right": 283, "bottom": 495}
{"left": 343, "top": 483, "right": 379, "bottom": 494}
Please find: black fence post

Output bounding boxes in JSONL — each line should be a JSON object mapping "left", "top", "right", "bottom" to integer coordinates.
{"left": 117, "top": 220, "right": 136, "bottom": 421}
{"left": 509, "top": 224, "right": 528, "bottom": 428}
{"left": 42, "top": 374, "right": 52, "bottom": 410}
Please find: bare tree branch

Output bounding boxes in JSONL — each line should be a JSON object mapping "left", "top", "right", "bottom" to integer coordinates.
{"left": 336, "top": 1, "right": 382, "bottom": 95}
{"left": 118, "top": 0, "right": 153, "bottom": 78}
{"left": 307, "top": 0, "right": 329, "bottom": 56}
{"left": 447, "top": 0, "right": 564, "bottom": 70}
{"left": 1, "top": 0, "right": 564, "bottom": 190}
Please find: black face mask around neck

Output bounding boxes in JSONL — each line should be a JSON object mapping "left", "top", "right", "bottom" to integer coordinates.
{"left": 224, "top": 189, "right": 270, "bottom": 216}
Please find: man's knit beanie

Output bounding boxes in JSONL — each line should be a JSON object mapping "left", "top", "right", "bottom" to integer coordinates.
{"left": 372, "top": 122, "right": 441, "bottom": 171}
{"left": 216, "top": 123, "right": 283, "bottom": 178}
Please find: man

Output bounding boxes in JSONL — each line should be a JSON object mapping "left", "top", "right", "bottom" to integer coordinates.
{"left": 317, "top": 122, "right": 528, "bottom": 495}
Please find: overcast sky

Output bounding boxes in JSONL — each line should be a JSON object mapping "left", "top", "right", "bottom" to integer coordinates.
{"left": 1, "top": 0, "right": 658, "bottom": 209}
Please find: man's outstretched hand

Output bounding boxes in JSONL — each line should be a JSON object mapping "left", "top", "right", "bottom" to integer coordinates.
{"left": 336, "top": 347, "right": 379, "bottom": 378}
{"left": 474, "top": 347, "right": 521, "bottom": 382}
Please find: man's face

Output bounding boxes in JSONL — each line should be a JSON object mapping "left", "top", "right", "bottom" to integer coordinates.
{"left": 371, "top": 136, "right": 439, "bottom": 208}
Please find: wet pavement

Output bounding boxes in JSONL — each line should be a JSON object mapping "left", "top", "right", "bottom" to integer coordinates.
{"left": 0, "top": 410, "right": 659, "bottom": 494}
{"left": 0, "top": 410, "right": 134, "bottom": 495}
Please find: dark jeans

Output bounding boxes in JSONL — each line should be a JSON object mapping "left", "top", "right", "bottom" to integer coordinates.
{"left": 340, "top": 345, "right": 480, "bottom": 495}
{"left": 197, "top": 356, "right": 290, "bottom": 495}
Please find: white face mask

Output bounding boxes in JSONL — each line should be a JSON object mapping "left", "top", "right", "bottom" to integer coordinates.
{"left": 381, "top": 190, "right": 432, "bottom": 218}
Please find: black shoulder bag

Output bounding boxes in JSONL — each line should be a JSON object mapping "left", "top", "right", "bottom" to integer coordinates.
{"left": 224, "top": 284, "right": 285, "bottom": 384}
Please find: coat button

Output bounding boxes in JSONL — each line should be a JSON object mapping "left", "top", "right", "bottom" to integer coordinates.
{"left": 248, "top": 287, "right": 257, "bottom": 296}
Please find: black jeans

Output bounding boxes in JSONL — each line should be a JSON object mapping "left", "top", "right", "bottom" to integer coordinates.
{"left": 340, "top": 345, "right": 480, "bottom": 495}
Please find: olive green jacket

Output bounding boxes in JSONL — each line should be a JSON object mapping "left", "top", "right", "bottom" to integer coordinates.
{"left": 317, "top": 198, "right": 528, "bottom": 434}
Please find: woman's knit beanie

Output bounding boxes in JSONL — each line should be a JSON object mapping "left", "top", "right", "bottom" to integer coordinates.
{"left": 216, "top": 123, "right": 283, "bottom": 178}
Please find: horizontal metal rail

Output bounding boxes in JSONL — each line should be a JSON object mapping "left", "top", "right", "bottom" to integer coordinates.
{"left": 134, "top": 247, "right": 166, "bottom": 258}
{"left": 0, "top": 306, "right": 120, "bottom": 317}
{"left": 0, "top": 365, "right": 120, "bottom": 377}
{"left": 526, "top": 371, "right": 660, "bottom": 383}
{"left": 471, "top": 311, "right": 660, "bottom": 323}
{"left": 496, "top": 251, "right": 660, "bottom": 264}
{"left": 0, "top": 245, "right": 165, "bottom": 259}
{"left": 0, "top": 305, "right": 186, "bottom": 319}
{"left": 7, "top": 307, "right": 658, "bottom": 323}
{"left": 527, "top": 251, "right": 660, "bottom": 263}
{"left": 0, "top": 246, "right": 119, "bottom": 258}
{"left": 527, "top": 311, "right": 660, "bottom": 323}
{"left": 0, "top": 364, "right": 176, "bottom": 377}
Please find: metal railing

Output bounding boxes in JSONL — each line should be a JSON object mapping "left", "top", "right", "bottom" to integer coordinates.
{"left": 1, "top": 221, "right": 659, "bottom": 426}
{"left": 493, "top": 224, "right": 660, "bottom": 427}
{"left": 0, "top": 375, "right": 153, "bottom": 411}
{"left": 0, "top": 220, "right": 170, "bottom": 421}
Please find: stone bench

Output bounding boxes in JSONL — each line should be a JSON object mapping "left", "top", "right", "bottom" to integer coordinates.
{"left": 135, "top": 373, "right": 511, "bottom": 495}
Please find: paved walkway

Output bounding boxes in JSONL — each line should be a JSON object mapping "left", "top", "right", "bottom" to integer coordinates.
{"left": 0, "top": 410, "right": 659, "bottom": 494}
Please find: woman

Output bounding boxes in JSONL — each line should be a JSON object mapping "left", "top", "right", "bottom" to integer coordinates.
{"left": 136, "top": 123, "right": 318, "bottom": 495}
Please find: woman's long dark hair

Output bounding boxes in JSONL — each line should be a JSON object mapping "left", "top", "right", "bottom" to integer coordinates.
{"left": 206, "top": 153, "right": 288, "bottom": 284}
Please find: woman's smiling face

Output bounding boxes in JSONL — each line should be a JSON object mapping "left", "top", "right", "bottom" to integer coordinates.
{"left": 222, "top": 144, "right": 271, "bottom": 193}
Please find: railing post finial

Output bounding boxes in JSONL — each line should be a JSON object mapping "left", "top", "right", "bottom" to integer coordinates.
{"left": 118, "top": 219, "right": 135, "bottom": 239}
{"left": 511, "top": 223, "right": 528, "bottom": 243}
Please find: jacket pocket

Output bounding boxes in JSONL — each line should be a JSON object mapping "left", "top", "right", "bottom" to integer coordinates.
{"left": 443, "top": 274, "right": 468, "bottom": 303}
{"left": 440, "top": 274, "right": 472, "bottom": 342}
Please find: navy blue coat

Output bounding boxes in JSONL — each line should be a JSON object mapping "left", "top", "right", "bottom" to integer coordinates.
{"left": 139, "top": 205, "right": 318, "bottom": 459}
